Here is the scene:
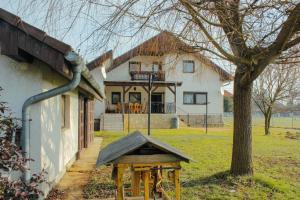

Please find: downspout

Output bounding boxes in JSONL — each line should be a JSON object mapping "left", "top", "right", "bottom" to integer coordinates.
{"left": 21, "top": 51, "right": 83, "bottom": 182}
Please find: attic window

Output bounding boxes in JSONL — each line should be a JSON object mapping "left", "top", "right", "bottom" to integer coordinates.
{"left": 129, "top": 61, "right": 141, "bottom": 72}
{"left": 183, "top": 60, "right": 195, "bottom": 73}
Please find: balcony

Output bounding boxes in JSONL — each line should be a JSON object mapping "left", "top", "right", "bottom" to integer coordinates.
{"left": 130, "top": 71, "right": 165, "bottom": 81}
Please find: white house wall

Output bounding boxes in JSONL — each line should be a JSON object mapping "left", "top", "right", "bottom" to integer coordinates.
{"left": 0, "top": 55, "right": 79, "bottom": 195}
{"left": 90, "top": 66, "right": 105, "bottom": 119}
{"left": 164, "top": 54, "right": 223, "bottom": 115}
{"left": 106, "top": 54, "right": 224, "bottom": 115}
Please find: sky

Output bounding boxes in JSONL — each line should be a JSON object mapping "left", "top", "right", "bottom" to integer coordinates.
{"left": 0, "top": 0, "right": 234, "bottom": 92}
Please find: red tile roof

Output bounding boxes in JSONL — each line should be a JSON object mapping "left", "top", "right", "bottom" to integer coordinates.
{"left": 105, "top": 31, "right": 233, "bottom": 81}
{"left": 224, "top": 90, "right": 233, "bottom": 97}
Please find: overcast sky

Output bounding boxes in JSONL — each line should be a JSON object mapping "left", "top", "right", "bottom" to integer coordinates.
{"left": 0, "top": 1, "right": 234, "bottom": 92}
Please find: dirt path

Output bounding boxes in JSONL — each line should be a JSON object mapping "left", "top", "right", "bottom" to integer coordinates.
{"left": 54, "top": 137, "right": 102, "bottom": 200}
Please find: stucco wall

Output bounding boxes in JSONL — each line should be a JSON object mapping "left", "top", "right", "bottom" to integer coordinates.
{"left": 0, "top": 55, "right": 79, "bottom": 195}
{"left": 105, "top": 53, "right": 224, "bottom": 115}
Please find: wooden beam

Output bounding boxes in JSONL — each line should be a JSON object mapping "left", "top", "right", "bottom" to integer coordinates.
{"left": 143, "top": 171, "right": 150, "bottom": 200}
{"left": 114, "top": 154, "right": 182, "bottom": 164}
{"left": 116, "top": 165, "right": 124, "bottom": 200}
{"left": 122, "top": 86, "right": 126, "bottom": 131}
{"left": 104, "top": 81, "right": 182, "bottom": 87}
{"left": 174, "top": 170, "right": 180, "bottom": 200}
{"left": 125, "top": 86, "right": 132, "bottom": 94}
{"left": 174, "top": 85, "right": 177, "bottom": 113}
{"left": 142, "top": 86, "right": 149, "bottom": 93}
{"left": 131, "top": 170, "right": 141, "bottom": 196}
{"left": 167, "top": 86, "right": 175, "bottom": 94}
{"left": 151, "top": 86, "right": 159, "bottom": 93}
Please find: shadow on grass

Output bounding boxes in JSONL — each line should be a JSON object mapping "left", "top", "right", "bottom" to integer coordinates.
{"left": 182, "top": 170, "right": 234, "bottom": 188}
{"left": 182, "top": 170, "right": 290, "bottom": 194}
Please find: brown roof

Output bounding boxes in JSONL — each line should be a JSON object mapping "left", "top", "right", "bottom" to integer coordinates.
{"left": 224, "top": 90, "right": 233, "bottom": 97}
{"left": 0, "top": 8, "right": 103, "bottom": 99}
{"left": 107, "top": 31, "right": 233, "bottom": 81}
{"left": 87, "top": 50, "right": 112, "bottom": 70}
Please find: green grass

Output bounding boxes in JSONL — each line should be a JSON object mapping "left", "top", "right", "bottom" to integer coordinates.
{"left": 224, "top": 116, "right": 300, "bottom": 129}
{"left": 86, "top": 125, "right": 300, "bottom": 200}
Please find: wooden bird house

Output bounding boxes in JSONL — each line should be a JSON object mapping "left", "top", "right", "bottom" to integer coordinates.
{"left": 96, "top": 131, "right": 191, "bottom": 200}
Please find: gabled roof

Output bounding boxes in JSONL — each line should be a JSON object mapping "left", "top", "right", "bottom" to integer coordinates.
{"left": 87, "top": 50, "right": 113, "bottom": 70}
{"left": 0, "top": 8, "right": 104, "bottom": 100}
{"left": 106, "top": 31, "right": 232, "bottom": 81}
{"left": 96, "top": 131, "right": 191, "bottom": 167}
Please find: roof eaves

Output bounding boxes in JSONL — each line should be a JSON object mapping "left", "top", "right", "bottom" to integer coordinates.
{"left": 87, "top": 50, "right": 113, "bottom": 70}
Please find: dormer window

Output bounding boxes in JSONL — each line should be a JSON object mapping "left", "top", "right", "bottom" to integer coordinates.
{"left": 183, "top": 60, "right": 195, "bottom": 73}
{"left": 129, "top": 61, "right": 141, "bottom": 72}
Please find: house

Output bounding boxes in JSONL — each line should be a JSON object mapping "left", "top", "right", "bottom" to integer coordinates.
{"left": 0, "top": 8, "right": 104, "bottom": 196}
{"left": 88, "top": 32, "right": 232, "bottom": 130}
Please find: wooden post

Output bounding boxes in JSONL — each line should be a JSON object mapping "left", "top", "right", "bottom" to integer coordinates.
{"left": 116, "top": 165, "right": 124, "bottom": 200}
{"left": 131, "top": 170, "right": 141, "bottom": 196}
{"left": 143, "top": 171, "right": 150, "bottom": 200}
{"left": 174, "top": 85, "right": 177, "bottom": 113}
{"left": 205, "top": 94, "right": 208, "bottom": 134}
{"left": 122, "top": 86, "right": 125, "bottom": 131}
{"left": 148, "top": 74, "right": 152, "bottom": 136}
{"left": 174, "top": 169, "right": 180, "bottom": 200}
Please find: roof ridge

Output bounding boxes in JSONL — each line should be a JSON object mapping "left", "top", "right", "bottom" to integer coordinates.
{"left": 104, "top": 31, "right": 232, "bottom": 81}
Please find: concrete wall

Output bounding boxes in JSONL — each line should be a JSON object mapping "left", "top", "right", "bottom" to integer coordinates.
{"left": 0, "top": 54, "right": 79, "bottom": 195}
{"left": 124, "top": 114, "right": 177, "bottom": 129}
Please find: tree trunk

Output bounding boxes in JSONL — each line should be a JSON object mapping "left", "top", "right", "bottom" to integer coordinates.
{"left": 230, "top": 74, "right": 253, "bottom": 176}
{"left": 264, "top": 109, "right": 272, "bottom": 135}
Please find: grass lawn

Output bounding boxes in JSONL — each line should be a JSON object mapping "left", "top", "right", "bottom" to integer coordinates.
{"left": 84, "top": 125, "right": 300, "bottom": 200}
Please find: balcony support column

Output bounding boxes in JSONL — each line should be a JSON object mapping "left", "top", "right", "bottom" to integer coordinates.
{"left": 174, "top": 85, "right": 177, "bottom": 113}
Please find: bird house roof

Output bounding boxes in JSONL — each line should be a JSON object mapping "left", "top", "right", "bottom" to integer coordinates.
{"left": 96, "top": 131, "right": 191, "bottom": 167}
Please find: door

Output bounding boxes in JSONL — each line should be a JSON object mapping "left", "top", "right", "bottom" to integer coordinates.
{"left": 78, "top": 95, "right": 85, "bottom": 153}
{"left": 87, "top": 99, "right": 94, "bottom": 145}
{"left": 151, "top": 93, "right": 164, "bottom": 113}
{"left": 78, "top": 95, "right": 95, "bottom": 154}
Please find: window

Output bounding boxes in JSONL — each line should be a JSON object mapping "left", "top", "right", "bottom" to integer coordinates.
{"left": 129, "top": 61, "right": 141, "bottom": 72}
{"left": 111, "top": 92, "right": 121, "bottom": 104}
{"left": 61, "top": 95, "right": 70, "bottom": 129}
{"left": 183, "top": 92, "right": 207, "bottom": 105}
{"left": 183, "top": 60, "right": 195, "bottom": 73}
{"left": 152, "top": 62, "right": 162, "bottom": 72}
{"left": 129, "top": 92, "right": 141, "bottom": 104}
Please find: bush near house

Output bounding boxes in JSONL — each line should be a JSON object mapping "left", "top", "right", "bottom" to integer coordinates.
{"left": 0, "top": 87, "right": 46, "bottom": 200}
{"left": 85, "top": 126, "right": 300, "bottom": 200}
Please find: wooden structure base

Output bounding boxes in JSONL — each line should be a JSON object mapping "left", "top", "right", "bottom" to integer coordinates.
{"left": 113, "top": 156, "right": 181, "bottom": 200}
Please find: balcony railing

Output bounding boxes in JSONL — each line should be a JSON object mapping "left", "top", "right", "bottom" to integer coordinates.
{"left": 130, "top": 71, "right": 165, "bottom": 81}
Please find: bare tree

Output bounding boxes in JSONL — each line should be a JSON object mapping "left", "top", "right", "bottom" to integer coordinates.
{"left": 10, "top": 0, "right": 300, "bottom": 176}
{"left": 253, "top": 63, "right": 300, "bottom": 135}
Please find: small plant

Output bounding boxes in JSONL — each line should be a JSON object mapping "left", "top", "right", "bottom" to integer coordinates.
{"left": 0, "top": 87, "right": 47, "bottom": 199}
